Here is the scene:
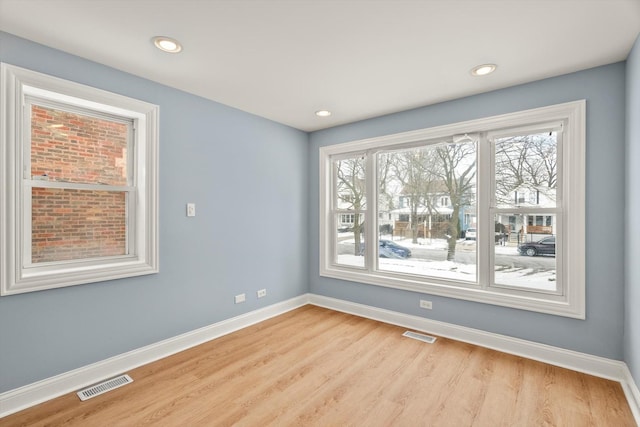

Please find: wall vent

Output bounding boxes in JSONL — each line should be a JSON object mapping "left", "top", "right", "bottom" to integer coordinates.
{"left": 403, "top": 331, "right": 437, "bottom": 344}
{"left": 77, "top": 374, "right": 133, "bottom": 401}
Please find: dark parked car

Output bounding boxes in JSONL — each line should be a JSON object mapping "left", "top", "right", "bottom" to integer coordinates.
{"left": 360, "top": 239, "right": 412, "bottom": 259}
{"left": 518, "top": 236, "right": 556, "bottom": 256}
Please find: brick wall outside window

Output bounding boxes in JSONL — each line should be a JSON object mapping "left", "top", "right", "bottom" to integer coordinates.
{"left": 30, "top": 105, "right": 128, "bottom": 263}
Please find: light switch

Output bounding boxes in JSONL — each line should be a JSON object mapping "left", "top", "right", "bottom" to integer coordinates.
{"left": 186, "top": 203, "right": 196, "bottom": 217}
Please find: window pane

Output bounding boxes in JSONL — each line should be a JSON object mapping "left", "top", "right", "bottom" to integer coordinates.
{"left": 31, "top": 105, "right": 129, "bottom": 186}
{"left": 334, "top": 157, "right": 366, "bottom": 210}
{"left": 494, "top": 213, "right": 557, "bottom": 292}
{"left": 376, "top": 141, "right": 477, "bottom": 282}
{"left": 335, "top": 214, "right": 365, "bottom": 268}
{"left": 31, "top": 188, "right": 127, "bottom": 263}
{"left": 494, "top": 132, "right": 557, "bottom": 208}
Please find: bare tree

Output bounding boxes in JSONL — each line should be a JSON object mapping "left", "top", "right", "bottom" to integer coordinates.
{"left": 433, "top": 142, "right": 476, "bottom": 261}
{"left": 385, "top": 150, "right": 439, "bottom": 243}
{"left": 495, "top": 133, "right": 557, "bottom": 206}
{"left": 377, "top": 152, "right": 394, "bottom": 226}
{"left": 336, "top": 158, "right": 366, "bottom": 255}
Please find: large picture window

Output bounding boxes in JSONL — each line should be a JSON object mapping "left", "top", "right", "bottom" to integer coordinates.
{"left": 319, "top": 101, "right": 585, "bottom": 318}
{"left": 1, "top": 63, "right": 159, "bottom": 295}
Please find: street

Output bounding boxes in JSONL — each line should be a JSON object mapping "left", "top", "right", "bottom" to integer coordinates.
{"left": 337, "top": 241, "right": 555, "bottom": 271}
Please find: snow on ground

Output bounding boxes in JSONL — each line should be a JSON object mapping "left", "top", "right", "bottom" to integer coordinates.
{"left": 336, "top": 234, "right": 556, "bottom": 291}
{"left": 395, "top": 236, "right": 524, "bottom": 255}
{"left": 338, "top": 234, "right": 522, "bottom": 255}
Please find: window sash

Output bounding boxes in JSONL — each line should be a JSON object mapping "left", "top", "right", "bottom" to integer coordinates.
{"left": 23, "top": 185, "right": 136, "bottom": 267}
{"left": 24, "top": 97, "right": 136, "bottom": 187}
{"left": 490, "top": 127, "right": 563, "bottom": 209}
{"left": 373, "top": 139, "right": 478, "bottom": 284}
{"left": 487, "top": 125, "right": 563, "bottom": 296}
{"left": 331, "top": 154, "right": 368, "bottom": 269}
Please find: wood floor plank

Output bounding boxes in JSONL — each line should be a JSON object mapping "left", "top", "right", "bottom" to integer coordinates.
{"left": 2, "top": 305, "right": 635, "bottom": 426}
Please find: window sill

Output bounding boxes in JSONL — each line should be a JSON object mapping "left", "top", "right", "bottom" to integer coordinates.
{"left": 2, "top": 257, "right": 158, "bottom": 296}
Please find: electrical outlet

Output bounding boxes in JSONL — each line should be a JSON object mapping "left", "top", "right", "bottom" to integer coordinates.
{"left": 420, "top": 299, "right": 432, "bottom": 310}
{"left": 257, "top": 289, "right": 267, "bottom": 298}
{"left": 234, "top": 293, "right": 246, "bottom": 304}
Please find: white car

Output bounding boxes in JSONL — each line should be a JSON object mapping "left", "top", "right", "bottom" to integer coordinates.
{"left": 465, "top": 228, "right": 476, "bottom": 240}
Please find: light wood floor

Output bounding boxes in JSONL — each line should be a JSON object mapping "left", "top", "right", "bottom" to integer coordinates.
{"left": 2, "top": 305, "right": 635, "bottom": 426}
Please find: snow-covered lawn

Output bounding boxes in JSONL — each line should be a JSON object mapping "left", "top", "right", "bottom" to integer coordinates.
{"left": 336, "top": 236, "right": 556, "bottom": 292}
{"left": 339, "top": 234, "right": 520, "bottom": 252}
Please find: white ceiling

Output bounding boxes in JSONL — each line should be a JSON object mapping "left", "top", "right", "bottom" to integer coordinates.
{"left": 1, "top": 0, "right": 639, "bottom": 132}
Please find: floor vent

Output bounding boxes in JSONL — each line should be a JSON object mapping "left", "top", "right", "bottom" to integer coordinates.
{"left": 77, "top": 374, "right": 133, "bottom": 401}
{"left": 403, "top": 331, "right": 437, "bottom": 344}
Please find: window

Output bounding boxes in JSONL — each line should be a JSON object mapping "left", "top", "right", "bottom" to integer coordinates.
{"left": 319, "top": 101, "right": 585, "bottom": 318}
{"left": 340, "top": 214, "right": 355, "bottom": 225}
{"left": 1, "top": 63, "right": 159, "bottom": 295}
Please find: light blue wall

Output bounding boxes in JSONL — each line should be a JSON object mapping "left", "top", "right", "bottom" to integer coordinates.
{"left": 625, "top": 35, "right": 640, "bottom": 387}
{"left": 309, "top": 63, "right": 627, "bottom": 359}
{"left": 0, "top": 29, "right": 634, "bottom": 395}
{"left": 0, "top": 32, "right": 309, "bottom": 393}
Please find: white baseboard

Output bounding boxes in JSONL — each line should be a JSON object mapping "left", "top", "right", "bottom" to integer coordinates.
{"left": 0, "top": 294, "right": 309, "bottom": 418}
{"left": 622, "top": 365, "right": 640, "bottom": 425}
{"left": 308, "top": 294, "right": 640, "bottom": 425}
{"left": 2, "top": 292, "right": 639, "bottom": 425}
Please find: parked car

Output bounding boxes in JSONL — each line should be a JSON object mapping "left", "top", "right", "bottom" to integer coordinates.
{"left": 465, "top": 228, "right": 476, "bottom": 240}
{"left": 360, "top": 239, "right": 412, "bottom": 259}
{"left": 518, "top": 236, "right": 556, "bottom": 256}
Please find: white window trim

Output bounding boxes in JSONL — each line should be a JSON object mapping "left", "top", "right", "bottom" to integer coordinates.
{"left": 319, "top": 101, "right": 585, "bottom": 319}
{"left": 1, "top": 63, "right": 159, "bottom": 295}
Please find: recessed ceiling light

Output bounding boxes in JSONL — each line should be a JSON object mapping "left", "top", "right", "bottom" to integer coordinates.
{"left": 152, "top": 36, "right": 182, "bottom": 53}
{"left": 470, "top": 64, "right": 497, "bottom": 76}
{"left": 315, "top": 110, "right": 332, "bottom": 117}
